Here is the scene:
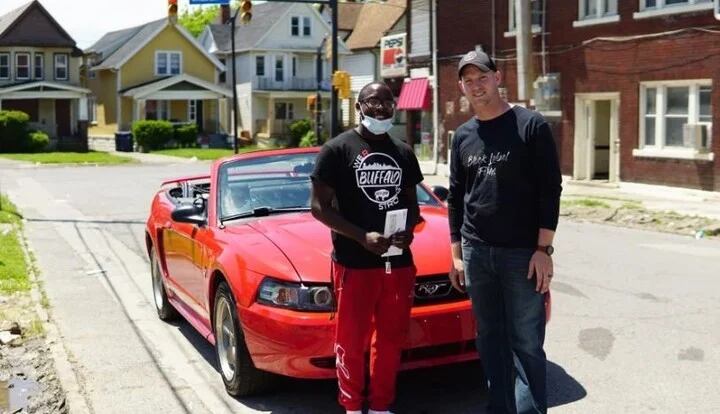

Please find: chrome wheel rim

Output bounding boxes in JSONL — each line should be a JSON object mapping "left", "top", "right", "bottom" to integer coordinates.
{"left": 152, "top": 260, "right": 164, "bottom": 310}
{"left": 215, "top": 296, "right": 237, "bottom": 380}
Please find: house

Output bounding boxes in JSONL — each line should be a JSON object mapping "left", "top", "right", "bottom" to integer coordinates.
{"left": 0, "top": 0, "right": 91, "bottom": 150}
{"left": 199, "top": 2, "right": 350, "bottom": 141}
{"left": 437, "top": 0, "right": 720, "bottom": 191}
{"left": 85, "top": 8, "right": 231, "bottom": 148}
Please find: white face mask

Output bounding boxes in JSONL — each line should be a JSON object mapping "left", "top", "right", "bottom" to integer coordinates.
{"left": 360, "top": 107, "right": 394, "bottom": 135}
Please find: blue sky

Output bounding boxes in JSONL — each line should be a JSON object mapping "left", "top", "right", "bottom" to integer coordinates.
{"left": 0, "top": 0, "right": 222, "bottom": 49}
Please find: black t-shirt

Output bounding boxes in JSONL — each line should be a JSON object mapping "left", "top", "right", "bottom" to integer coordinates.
{"left": 312, "top": 129, "right": 424, "bottom": 269}
{"left": 447, "top": 106, "right": 562, "bottom": 247}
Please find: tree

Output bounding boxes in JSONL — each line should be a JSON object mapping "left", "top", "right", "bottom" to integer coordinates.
{"left": 179, "top": 5, "right": 220, "bottom": 37}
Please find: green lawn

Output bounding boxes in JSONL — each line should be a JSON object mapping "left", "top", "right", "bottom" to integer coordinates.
{"left": 0, "top": 151, "right": 134, "bottom": 165}
{"left": 0, "top": 195, "right": 30, "bottom": 294}
{"left": 152, "top": 145, "right": 266, "bottom": 160}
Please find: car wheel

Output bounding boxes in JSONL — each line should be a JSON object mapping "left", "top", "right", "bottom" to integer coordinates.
{"left": 214, "top": 281, "right": 274, "bottom": 396}
{"left": 150, "top": 246, "right": 178, "bottom": 321}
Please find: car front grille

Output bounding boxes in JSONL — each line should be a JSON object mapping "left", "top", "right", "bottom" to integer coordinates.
{"left": 413, "top": 274, "right": 468, "bottom": 306}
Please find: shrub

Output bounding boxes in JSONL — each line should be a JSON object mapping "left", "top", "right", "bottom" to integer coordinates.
{"left": 299, "top": 130, "right": 319, "bottom": 147}
{"left": 27, "top": 130, "right": 49, "bottom": 152}
{"left": 132, "top": 120, "right": 173, "bottom": 150}
{"left": 174, "top": 123, "right": 198, "bottom": 147}
{"left": 0, "top": 110, "right": 30, "bottom": 153}
{"left": 288, "top": 119, "right": 312, "bottom": 147}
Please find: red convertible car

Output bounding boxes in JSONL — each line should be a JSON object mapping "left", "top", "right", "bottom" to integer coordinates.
{"left": 145, "top": 147, "right": 546, "bottom": 397}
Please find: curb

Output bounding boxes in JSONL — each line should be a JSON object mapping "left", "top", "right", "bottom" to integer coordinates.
{"left": 18, "top": 222, "right": 92, "bottom": 414}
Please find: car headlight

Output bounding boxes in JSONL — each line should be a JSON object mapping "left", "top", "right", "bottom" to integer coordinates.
{"left": 257, "top": 277, "right": 334, "bottom": 312}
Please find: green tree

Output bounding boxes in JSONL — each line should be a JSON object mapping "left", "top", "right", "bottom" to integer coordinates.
{"left": 179, "top": 5, "right": 220, "bottom": 37}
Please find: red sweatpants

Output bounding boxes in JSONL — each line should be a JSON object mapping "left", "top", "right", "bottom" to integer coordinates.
{"left": 333, "top": 262, "right": 416, "bottom": 411}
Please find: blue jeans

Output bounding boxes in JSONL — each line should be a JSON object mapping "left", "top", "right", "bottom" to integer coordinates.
{"left": 462, "top": 239, "right": 547, "bottom": 414}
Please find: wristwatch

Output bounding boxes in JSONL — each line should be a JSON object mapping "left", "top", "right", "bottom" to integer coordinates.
{"left": 536, "top": 245, "right": 554, "bottom": 256}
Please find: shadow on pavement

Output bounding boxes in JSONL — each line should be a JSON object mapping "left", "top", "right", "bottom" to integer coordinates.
{"left": 547, "top": 360, "right": 587, "bottom": 408}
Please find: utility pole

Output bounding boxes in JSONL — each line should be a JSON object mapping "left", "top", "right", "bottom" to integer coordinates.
{"left": 230, "top": 9, "right": 239, "bottom": 154}
{"left": 316, "top": 37, "right": 327, "bottom": 141}
{"left": 330, "top": 0, "right": 339, "bottom": 137}
{"left": 515, "top": 0, "right": 533, "bottom": 102}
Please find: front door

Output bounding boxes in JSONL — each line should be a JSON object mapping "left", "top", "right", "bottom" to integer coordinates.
{"left": 573, "top": 95, "right": 620, "bottom": 182}
{"left": 55, "top": 99, "right": 71, "bottom": 137}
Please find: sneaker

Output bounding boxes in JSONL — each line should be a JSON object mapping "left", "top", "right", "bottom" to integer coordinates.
{"left": 368, "top": 410, "right": 394, "bottom": 414}
{"left": 346, "top": 411, "right": 362, "bottom": 414}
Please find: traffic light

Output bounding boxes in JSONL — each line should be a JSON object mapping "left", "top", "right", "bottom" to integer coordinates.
{"left": 307, "top": 95, "right": 317, "bottom": 112}
{"left": 168, "top": 0, "right": 178, "bottom": 17}
{"left": 332, "top": 71, "right": 351, "bottom": 100}
{"left": 239, "top": 0, "right": 252, "bottom": 24}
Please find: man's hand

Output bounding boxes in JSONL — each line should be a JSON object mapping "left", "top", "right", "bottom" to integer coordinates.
{"left": 363, "top": 232, "right": 391, "bottom": 255}
{"left": 528, "top": 251, "right": 553, "bottom": 293}
{"left": 390, "top": 230, "right": 414, "bottom": 250}
{"left": 449, "top": 258, "right": 465, "bottom": 292}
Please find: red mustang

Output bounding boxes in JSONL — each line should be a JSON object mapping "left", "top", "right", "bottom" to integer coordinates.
{"left": 145, "top": 147, "right": 548, "bottom": 397}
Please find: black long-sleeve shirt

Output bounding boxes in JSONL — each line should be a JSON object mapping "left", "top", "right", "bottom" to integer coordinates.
{"left": 447, "top": 106, "right": 562, "bottom": 247}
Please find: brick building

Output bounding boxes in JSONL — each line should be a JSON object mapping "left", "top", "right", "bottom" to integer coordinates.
{"left": 437, "top": 0, "right": 720, "bottom": 191}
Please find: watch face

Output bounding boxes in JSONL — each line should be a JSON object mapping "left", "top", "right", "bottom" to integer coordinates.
{"left": 546, "top": 245, "right": 554, "bottom": 255}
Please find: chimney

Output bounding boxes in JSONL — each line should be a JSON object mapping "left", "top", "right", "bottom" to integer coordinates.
{"left": 168, "top": 0, "right": 178, "bottom": 23}
{"left": 219, "top": 4, "right": 231, "bottom": 24}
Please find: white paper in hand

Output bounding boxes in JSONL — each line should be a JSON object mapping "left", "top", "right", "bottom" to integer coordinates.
{"left": 382, "top": 208, "right": 407, "bottom": 257}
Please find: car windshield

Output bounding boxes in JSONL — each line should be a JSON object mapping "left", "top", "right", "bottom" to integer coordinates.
{"left": 218, "top": 152, "right": 440, "bottom": 219}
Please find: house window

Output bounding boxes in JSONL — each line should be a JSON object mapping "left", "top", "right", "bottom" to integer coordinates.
{"left": 188, "top": 100, "right": 197, "bottom": 122}
{"left": 508, "top": 0, "right": 544, "bottom": 31}
{"left": 0, "top": 53, "right": 9, "bottom": 79}
{"left": 146, "top": 100, "right": 170, "bottom": 121}
{"left": 640, "top": 0, "right": 711, "bottom": 11}
{"left": 291, "top": 16, "right": 311, "bottom": 36}
{"left": 15, "top": 53, "right": 30, "bottom": 80}
{"left": 640, "top": 81, "right": 713, "bottom": 152}
{"left": 33, "top": 54, "right": 44, "bottom": 80}
{"left": 54, "top": 54, "right": 68, "bottom": 80}
{"left": 275, "top": 102, "right": 294, "bottom": 120}
{"left": 88, "top": 96, "right": 97, "bottom": 123}
{"left": 256, "top": 55, "right": 265, "bottom": 76}
{"left": 275, "top": 56, "right": 284, "bottom": 82}
{"left": 579, "top": 0, "right": 618, "bottom": 20}
{"left": 219, "top": 58, "right": 226, "bottom": 83}
{"left": 155, "top": 51, "right": 182, "bottom": 76}
{"left": 292, "top": 57, "right": 297, "bottom": 77}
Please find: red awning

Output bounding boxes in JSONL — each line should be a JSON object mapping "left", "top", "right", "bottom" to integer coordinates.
{"left": 396, "top": 78, "right": 431, "bottom": 111}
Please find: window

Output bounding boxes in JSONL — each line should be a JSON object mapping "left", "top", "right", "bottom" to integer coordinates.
{"left": 275, "top": 102, "right": 294, "bottom": 120}
{"left": 0, "top": 53, "right": 9, "bottom": 79}
{"left": 219, "top": 58, "right": 226, "bottom": 83}
{"left": 292, "top": 57, "right": 297, "bottom": 77}
{"left": 54, "top": 54, "right": 68, "bottom": 80}
{"left": 33, "top": 54, "right": 44, "bottom": 80}
{"left": 146, "top": 100, "right": 170, "bottom": 120}
{"left": 291, "top": 16, "right": 311, "bottom": 36}
{"left": 188, "top": 100, "right": 197, "bottom": 122}
{"left": 88, "top": 96, "right": 97, "bottom": 123}
{"left": 579, "top": 0, "right": 618, "bottom": 20}
{"left": 155, "top": 51, "right": 181, "bottom": 76}
{"left": 275, "top": 56, "right": 284, "bottom": 82}
{"left": 639, "top": 81, "right": 713, "bottom": 153}
{"left": 15, "top": 53, "right": 30, "bottom": 80}
{"left": 508, "top": 0, "right": 544, "bottom": 32}
{"left": 256, "top": 55, "right": 265, "bottom": 76}
{"left": 641, "top": 0, "right": 711, "bottom": 11}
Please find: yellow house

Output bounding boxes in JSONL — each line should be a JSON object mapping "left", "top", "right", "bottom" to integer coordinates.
{"left": 85, "top": 14, "right": 232, "bottom": 145}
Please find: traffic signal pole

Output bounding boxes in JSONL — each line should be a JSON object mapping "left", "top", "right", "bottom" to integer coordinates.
{"left": 230, "top": 8, "right": 239, "bottom": 154}
{"left": 330, "top": 0, "right": 338, "bottom": 137}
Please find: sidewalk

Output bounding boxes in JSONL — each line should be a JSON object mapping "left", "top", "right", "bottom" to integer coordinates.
{"left": 422, "top": 174, "right": 720, "bottom": 221}
{"left": 108, "top": 151, "right": 208, "bottom": 164}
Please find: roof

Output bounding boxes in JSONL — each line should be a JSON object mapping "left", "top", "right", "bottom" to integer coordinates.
{"left": 338, "top": 2, "right": 364, "bottom": 32}
{"left": 345, "top": 0, "right": 406, "bottom": 50}
{"left": 0, "top": 1, "right": 32, "bottom": 37}
{"left": 86, "top": 18, "right": 166, "bottom": 68}
{"left": 208, "top": 2, "right": 294, "bottom": 52}
{"left": 0, "top": 0, "right": 77, "bottom": 48}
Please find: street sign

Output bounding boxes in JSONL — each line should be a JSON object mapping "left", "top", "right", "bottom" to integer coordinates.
{"left": 189, "top": 0, "right": 229, "bottom": 4}
{"left": 380, "top": 33, "right": 407, "bottom": 78}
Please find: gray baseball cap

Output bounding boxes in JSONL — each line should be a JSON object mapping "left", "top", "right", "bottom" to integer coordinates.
{"left": 458, "top": 50, "right": 497, "bottom": 78}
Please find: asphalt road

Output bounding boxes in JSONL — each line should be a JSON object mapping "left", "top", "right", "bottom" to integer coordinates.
{"left": 1, "top": 160, "right": 718, "bottom": 414}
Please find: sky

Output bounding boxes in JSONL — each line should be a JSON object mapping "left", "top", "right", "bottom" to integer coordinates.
{"left": 0, "top": 0, "right": 222, "bottom": 49}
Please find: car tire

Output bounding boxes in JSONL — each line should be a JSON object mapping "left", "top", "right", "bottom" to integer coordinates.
{"left": 150, "top": 246, "right": 178, "bottom": 321}
{"left": 213, "top": 281, "right": 274, "bottom": 397}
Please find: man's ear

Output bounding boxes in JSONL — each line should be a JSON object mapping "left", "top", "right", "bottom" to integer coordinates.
{"left": 494, "top": 70, "right": 502, "bottom": 85}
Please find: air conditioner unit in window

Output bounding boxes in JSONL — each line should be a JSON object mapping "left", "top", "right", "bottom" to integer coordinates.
{"left": 682, "top": 123, "right": 711, "bottom": 152}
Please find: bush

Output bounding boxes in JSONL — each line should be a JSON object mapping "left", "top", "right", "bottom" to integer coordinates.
{"left": 299, "top": 130, "right": 319, "bottom": 147}
{"left": 27, "top": 131, "right": 49, "bottom": 152}
{"left": 174, "top": 123, "right": 198, "bottom": 147}
{"left": 0, "top": 110, "right": 30, "bottom": 153}
{"left": 132, "top": 120, "right": 173, "bottom": 151}
{"left": 288, "top": 119, "right": 312, "bottom": 147}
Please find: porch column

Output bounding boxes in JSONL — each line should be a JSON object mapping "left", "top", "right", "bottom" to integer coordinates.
{"left": 0, "top": 99, "right": 3, "bottom": 110}
{"left": 216, "top": 98, "right": 221, "bottom": 133}
{"left": 79, "top": 97, "right": 88, "bottom": 121}
{"left": 134, "top": 99, "right": 146, "bottom": 121}
{"left": 267, "top": 97, "right": 274, "bottom": 135}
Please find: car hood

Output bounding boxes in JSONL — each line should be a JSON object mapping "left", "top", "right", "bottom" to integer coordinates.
{"left": 224, "top": 207, "right": 451, "bottom": 283}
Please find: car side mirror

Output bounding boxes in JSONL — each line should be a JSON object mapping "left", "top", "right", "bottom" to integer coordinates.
{"left": 432, "top": 185, "right": 449, "bottom": 202}
{"left": 171, "top": 203, "right": 207, "bottom": 226}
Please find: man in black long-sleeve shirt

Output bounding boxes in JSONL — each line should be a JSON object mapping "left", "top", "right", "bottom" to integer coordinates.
{"left": 447, "top": 50, "right": 562, "bottom": 414}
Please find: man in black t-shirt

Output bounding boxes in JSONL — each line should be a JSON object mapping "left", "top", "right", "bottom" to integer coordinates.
{"left": 311, "top": 82, "right": 423, "bottom": 414}
{"left": 447, "top": 51, "right": 562, "bottom": 414}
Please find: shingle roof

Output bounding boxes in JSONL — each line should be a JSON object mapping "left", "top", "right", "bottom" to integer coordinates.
{"left": 86, "top": 18, "right": 167, "bottom": 68}
{"left": 208, "top": 2, "right": 293, "bottom": 52}
{"left": 338, "top": 2, "right": 363, "bottom": 32}
{"left": 0, "top": 1, "right": 32, "bottom": 38}
{"left": 345, "top": 0, "right": 406, "bottom": 50}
